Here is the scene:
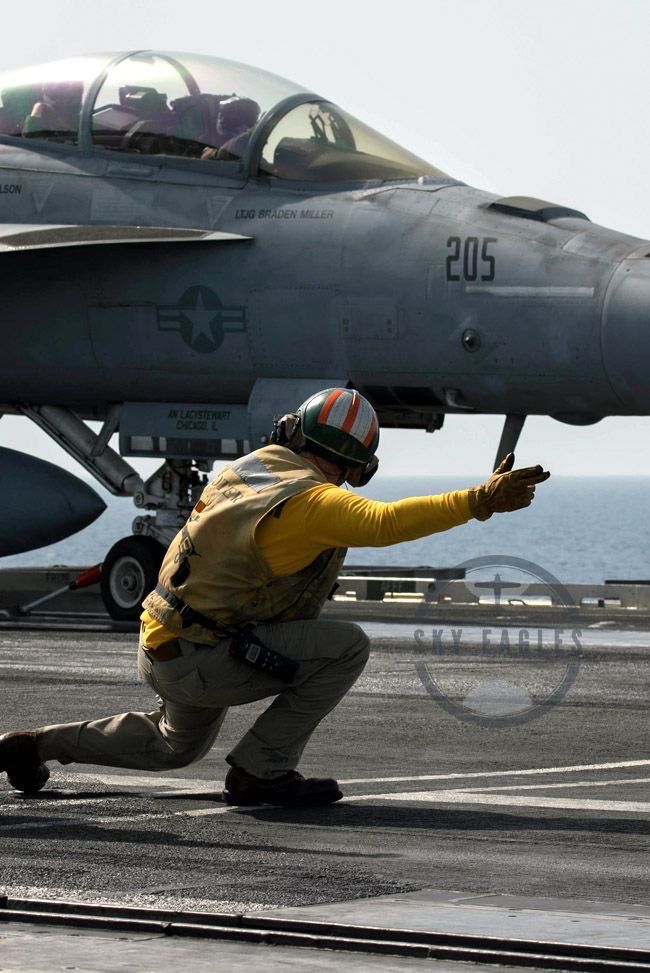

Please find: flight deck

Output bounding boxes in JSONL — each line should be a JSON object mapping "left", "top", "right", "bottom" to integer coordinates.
{"left": 0, "top": 572, "right": 648, "bottom": 970}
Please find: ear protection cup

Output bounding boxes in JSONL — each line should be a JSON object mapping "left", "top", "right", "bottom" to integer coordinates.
{"left": 271, "top": 413, "right": 306, "bottom": 451}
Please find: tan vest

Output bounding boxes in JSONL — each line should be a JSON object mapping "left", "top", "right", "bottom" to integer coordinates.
{"left": 142, "top": 445, "right": 346, "bottom": 643}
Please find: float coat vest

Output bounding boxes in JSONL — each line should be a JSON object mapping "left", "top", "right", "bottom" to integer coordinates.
{"left": 142, "top": 445, "right": 346, "bottom": 643}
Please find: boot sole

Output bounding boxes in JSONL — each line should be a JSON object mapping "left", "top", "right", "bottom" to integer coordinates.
{"left": 223, "top": 787, "right": 343, "bottom": 807}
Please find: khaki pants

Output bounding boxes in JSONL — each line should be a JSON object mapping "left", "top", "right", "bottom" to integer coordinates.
{"left": 37, "top": 619, "right": 370, "bottom": 779}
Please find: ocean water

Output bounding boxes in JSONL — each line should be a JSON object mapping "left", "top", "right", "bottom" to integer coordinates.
{"left": 1, "top": 476, "right": 649, "bottom": 584}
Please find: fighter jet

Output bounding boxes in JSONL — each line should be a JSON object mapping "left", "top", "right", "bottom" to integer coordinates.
{"left": 1, "top": 50, "right": 648, "bottom": 618}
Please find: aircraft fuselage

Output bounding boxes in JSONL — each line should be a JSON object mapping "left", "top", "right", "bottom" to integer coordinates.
{"left": 1, "top": 140, "right": 648, "bottom": 429}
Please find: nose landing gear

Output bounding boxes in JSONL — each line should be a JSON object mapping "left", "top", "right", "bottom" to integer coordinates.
{"left": 100, "top": 458, "right": 211, "bottom": 621}
{"left": 100, "top": 535, "right": 166, "bottom": 622}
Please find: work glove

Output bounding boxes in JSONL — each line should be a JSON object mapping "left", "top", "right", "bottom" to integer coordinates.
{"left": 467, "top": 453, "right": 550, "bottom": 521}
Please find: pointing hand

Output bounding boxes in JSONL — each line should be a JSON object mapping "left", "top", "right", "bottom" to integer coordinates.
{"left": 468, "top": 453, "right": 551, "bottom": 521}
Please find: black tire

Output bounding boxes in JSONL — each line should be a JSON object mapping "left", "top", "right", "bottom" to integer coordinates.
{"left": 100, "top": 535, "right": 165, "bottom": 622}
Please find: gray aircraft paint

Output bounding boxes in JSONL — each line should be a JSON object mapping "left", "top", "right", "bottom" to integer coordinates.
{"left": 0, "top": 181, "right": 644, "bottom": 417}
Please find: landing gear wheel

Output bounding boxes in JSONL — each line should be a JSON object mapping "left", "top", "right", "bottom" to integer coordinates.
{"left": 100, "top": 536, "right": 165, "bottom": 622}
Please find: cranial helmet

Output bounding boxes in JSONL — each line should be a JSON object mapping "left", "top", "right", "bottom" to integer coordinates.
{"left": 272, "top": 388, "right": 380, "bottom": 486}
{"left": 217, "top": 96, "right": 260, "bottom": 139}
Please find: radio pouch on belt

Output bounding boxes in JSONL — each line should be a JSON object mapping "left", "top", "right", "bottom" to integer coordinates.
{"left": 153, "top": 585, "right": 299, "bottom": 684}
{"left": 229, "top": 631, "right": 299, "bottom": 683}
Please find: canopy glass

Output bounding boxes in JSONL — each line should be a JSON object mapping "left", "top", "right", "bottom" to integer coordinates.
{"left": 0, "top": 52, "right": 446, "bottom": 181}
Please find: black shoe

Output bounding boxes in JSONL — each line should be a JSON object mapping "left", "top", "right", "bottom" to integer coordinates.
{"left": 0, "top": 731, "right": 50, "bottom": 794}
{"left": 223, "top": 766, "right": 343, "bottom": 807}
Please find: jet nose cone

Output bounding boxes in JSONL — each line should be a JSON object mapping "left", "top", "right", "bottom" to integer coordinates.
{"left": 603, "top": 256, "right": 650, "bottom": 412}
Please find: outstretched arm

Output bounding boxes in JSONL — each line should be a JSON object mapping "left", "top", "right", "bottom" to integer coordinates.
{"left": 301, "top": 453, "right": 550, "bottom": 549}
{"left": 256, "top": 457, "right": 551, "bottom": 573}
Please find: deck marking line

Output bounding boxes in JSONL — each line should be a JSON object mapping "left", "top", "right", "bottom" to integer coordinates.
{"left": 458, "top": 776, "right": 650, "bottom": 792}
{"left": 46, "top": 760, "right": 650, "bottom": 793}
{"left": 42, "top": 775, "right": 650, "bottom": 804}
{"left": 3, "top": 773, "right": 646, "bottom": 818}
{"left": 70, "top": 773, "right": 220, "bottom": 790}
{"left": 346, "top": 791, "right": 650, "bottom": 813}
{"left": 3, "top": 760, "right": 649, "bottom": 828}
{"left": 0, "top": 802, "right": 261, "bottom": 830}
{"left": 339, "top": 759, "right": 650, "bottom": 785}
{"left": 3, "top": 788, "right": 649, "bottom": 830}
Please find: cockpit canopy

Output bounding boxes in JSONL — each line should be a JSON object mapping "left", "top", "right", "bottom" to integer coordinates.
{"left": 0, "top": 51, "right": 446, "bottom": 182}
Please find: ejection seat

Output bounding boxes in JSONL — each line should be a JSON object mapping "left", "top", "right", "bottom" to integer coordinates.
{"left": 92, "top": 85, "right": 173, "bottom": 154}
{"left": 116, "top": 86, "right": 174, "bottom": 154}
{"left": 169, "top": 93, "right": 227, "bottom": 157}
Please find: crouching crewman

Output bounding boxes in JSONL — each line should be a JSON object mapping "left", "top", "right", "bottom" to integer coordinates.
{"left": 0, "top": 389, "right": 550, "bottom": 806}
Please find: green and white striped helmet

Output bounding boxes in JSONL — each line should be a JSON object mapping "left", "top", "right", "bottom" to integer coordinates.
{"left": 298, "top": 388, "right": 380, "bottom": 467}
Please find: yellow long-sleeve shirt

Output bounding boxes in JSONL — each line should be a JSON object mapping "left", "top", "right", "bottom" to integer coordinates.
{"left": 140, "top": 483, "right": 472, "bottom": 648}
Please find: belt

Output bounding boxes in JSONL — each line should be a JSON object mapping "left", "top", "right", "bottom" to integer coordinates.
{"left": 144, "top": 638, "right": 182, "bottom": 661}
{"left": 154, "top": 583, "right": 227, "bottom": 633}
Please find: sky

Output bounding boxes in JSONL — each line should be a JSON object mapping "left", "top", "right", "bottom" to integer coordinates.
{"left": 2, "top": 0, "right": 650, "bottom": 478}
